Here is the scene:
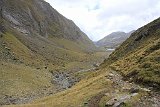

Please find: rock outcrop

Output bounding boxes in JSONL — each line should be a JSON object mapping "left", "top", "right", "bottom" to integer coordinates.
{"left": 1, "top": 0, "right": 95, "bottom": 51}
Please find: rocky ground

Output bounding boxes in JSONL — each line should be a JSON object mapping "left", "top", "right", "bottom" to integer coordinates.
{"left": 0, "top": 71, "right": 77, "bottom": 105}
{"left": 0, "top": 66, "right": 97, "bottom": 105}
{"left": 88, "top": 69, "right": 160, "bottom": 107}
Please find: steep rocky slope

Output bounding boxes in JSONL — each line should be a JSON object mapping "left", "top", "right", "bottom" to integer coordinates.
{"left": 0, "top": 0, "right": 107, "bottom": 105}
{"left": 0, "top": 0, "right": 100, "bottom": 72}
{"left": 0, "top": 0, "right": 97, "bottom": 68}
{"left": 1, "top": 0, "right": 94, "bottom": 43}
{"left": 103, "top": 18, "right": 160, "bottom": 89}
{"left": 0, "top": 0, "right": 95, "bottom": 50}
{"left": 96, "top": 31, "right": 134, "bottom": 48}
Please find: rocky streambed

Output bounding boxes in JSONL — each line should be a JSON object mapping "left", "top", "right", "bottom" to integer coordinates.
{"left": 51, "top": 71, "right": 79, "bottom": 89}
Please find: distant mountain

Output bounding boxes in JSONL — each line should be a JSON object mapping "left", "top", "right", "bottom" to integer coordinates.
{"left": 96, "top": 31, "right": 134, "bottom": 48}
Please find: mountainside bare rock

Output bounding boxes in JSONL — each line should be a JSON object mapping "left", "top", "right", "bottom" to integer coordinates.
{"left": 0, "top": 0, "right": 95, "bottom": 51}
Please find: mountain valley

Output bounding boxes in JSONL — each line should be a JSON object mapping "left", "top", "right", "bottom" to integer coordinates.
{"left": 0, "top": 0, "right": 160, "bottom": 107}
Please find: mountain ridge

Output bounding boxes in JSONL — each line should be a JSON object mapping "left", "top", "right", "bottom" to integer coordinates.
{"left": 0, "top": 0, "right": 95, "bottom": 51}
{"left": 96, "top": 31, "right": 134, "bottom": 48}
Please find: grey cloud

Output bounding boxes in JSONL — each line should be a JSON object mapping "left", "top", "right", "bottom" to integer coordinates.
{"left": 45, "top": 0, "right": 160, "bottom": 41}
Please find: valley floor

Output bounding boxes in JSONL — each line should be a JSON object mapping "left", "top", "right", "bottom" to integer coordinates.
{"left": 0, "top": 51, "right": 111, "bottom": 106}
{"left": 3, "top": 67, "right": 160, "bottom": 107}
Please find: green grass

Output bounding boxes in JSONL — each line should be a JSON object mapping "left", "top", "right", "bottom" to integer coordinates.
{"left": 110, "top": 38, "right": 160, "bottom": 86}
{"left": 0, "top": 32, "right": 109, "bottom": 106}
{"left": 0, "top": 0, "right": 110, "bottom": 106}
{"left": 99, "top": 96, "right": 111, "bottom": 107}
{"left": 3, "top": 68, "right": 113, "bottom": 107}
{"left": 106, "top": 18, "right": 160, "bottom": 88}
{"left": 0, "top": 61, "right": 53, "bottom": 104}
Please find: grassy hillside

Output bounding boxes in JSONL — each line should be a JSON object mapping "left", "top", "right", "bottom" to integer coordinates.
{"left": 0, "top": 0, "right": 108, "bottom": 105}
{"left": 0, "top": 32, "right": 110, "bottom": 105}
{"left": 0, "top": 62, "right": 53, "bottom": 105}
{"left": 0, "top": 31, "right": 108, "bottom": 105}
{"left": 1, "top": 0, "right": 96, "bottom": 51}
{"left": 102, "top": 18, "right": 160, "bottom": 89}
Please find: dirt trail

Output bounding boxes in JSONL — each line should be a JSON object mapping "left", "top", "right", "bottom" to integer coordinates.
{"left": 88, "top": 91, "right": 106, "bottom": 107}
{"left": 88, "top": 69, "right": 160, "bottom": 107}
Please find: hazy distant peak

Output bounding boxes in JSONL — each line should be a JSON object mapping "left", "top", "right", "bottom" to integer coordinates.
{"left": 95, "top": 30, "right": 134, "bottom": 48}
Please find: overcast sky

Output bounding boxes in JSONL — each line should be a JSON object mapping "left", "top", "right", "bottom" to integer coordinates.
{"left": 45, "top": 0, "right": 160, "bottom": 41}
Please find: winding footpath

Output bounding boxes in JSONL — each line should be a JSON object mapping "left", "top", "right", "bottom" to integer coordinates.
{"left": 88, "top": 69, "right": 160, "bottom": 107}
